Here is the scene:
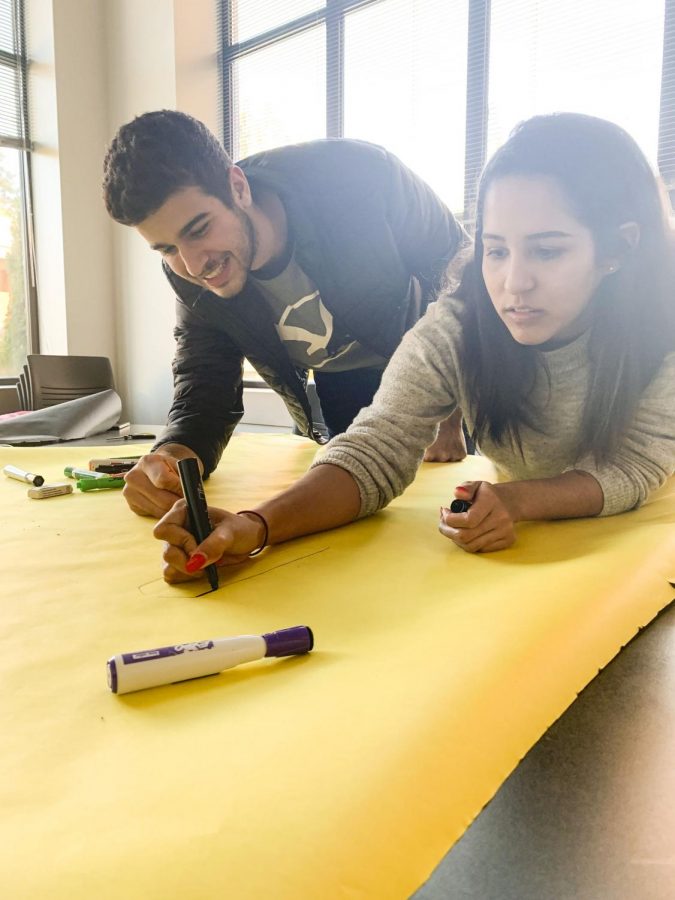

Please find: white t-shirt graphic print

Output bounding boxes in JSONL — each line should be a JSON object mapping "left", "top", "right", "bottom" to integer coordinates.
{"left": 250, "top": 251, "right": 387, "bottom": 372}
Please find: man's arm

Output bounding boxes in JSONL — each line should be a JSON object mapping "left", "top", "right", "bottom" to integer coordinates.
{"left": 153, "top": 286, "right": 247, "bottom": 477}
{"left": 124, "top": 296, "right": 247, "bottom": 518}
{"left": 153, "top": 317, "right": 245, "bottom": 476}
{"left": 383, "top": 150, "right": 470, "bottom": 293}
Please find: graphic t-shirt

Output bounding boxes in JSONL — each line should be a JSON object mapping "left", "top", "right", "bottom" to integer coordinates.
{"left": 250, "top": 250, "right": 389, "bottom": 372}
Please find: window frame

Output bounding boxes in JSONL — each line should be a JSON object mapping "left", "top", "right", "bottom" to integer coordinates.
{"left": 220, "top": 0, "right": 675, "bottom": 218}
{"left": 0, "top": 0, "right": 38, "bottom": 376}
{"left": 219, "top": 1, "right": 384, "bottom": 156}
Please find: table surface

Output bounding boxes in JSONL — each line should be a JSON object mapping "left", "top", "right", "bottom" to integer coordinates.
{"left": 1, "top": 435, "right": 673, "bottom": 899}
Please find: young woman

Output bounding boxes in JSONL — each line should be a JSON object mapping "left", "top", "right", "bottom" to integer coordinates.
{"left": 154, "top": 113, "right": 675, "bottom": 580}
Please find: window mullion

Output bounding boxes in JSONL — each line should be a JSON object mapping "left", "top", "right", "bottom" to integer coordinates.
{"left": 326, "top": 0, "right": 344, "bottom": 137}
{"left": 219, "top": 0, "right": 236, "bottom": 156}
{"left": 463, "top": 0, "right": 490, "bottom": 224}
{"left": 658, "top": 0, "right": 675, "bottom": 197}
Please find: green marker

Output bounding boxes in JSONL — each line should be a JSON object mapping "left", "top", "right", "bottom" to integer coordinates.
{"left": 76, "top": 476, "right": 125, "bottom": 491}
{"left": 64, "top": 466, "right": 116, "bottom": 480}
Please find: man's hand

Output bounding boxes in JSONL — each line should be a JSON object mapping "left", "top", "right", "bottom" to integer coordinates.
{"left": 122, "top": 445, "right": 202, "bottom": 518}
{"left": 153, "top": 501, "right": 264, "bottom": 583}
{"left": 424, "top": 408, "right": 467, "bottom": 462}
{"left": 438, "top": 482, "right": 517, "bottom": 553}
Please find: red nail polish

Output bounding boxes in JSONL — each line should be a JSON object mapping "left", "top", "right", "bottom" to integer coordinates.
{"left": 456, "top": 485, "right": 469, "bottom": 494}
{"left": 186, "top": 552, "right": 207, "bottom": 573}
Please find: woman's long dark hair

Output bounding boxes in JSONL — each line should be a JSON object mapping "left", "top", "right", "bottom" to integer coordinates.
{"left": 457, "top": 112, "right": 675, "bottom": 462}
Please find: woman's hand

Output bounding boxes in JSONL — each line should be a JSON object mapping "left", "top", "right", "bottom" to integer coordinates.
{"left": 153, "top": 500, "right": 265, "bottom": 583}
{"left": 439, "top": 481, "right": 517, "bottom": 553}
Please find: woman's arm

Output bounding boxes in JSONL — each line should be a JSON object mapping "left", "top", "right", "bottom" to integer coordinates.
{"left": 571, "top": 353, "right": 675, "bottom": 516}
{"left": 154, "top": 464, "right": 361, "bottom": 582}
{"left": 440, "top": 351, "right": 675, "bottom": 553}
{"left": 495, "top": 470, "right": 604, "bottom": 520}
{"left": 256, "top": 464, "right": 362, "bottom": 542}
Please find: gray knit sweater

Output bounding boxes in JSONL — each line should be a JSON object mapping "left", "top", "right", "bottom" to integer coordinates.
{"left": 312, "top": 295, "right": 675, "bottom": 517}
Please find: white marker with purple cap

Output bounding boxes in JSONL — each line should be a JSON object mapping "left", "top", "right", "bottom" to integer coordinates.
{"left": 107, "top": 625, "right": 314, "bottom": 694}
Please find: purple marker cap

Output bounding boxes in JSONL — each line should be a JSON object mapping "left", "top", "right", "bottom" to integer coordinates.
{"left": 263, "top": 625, "right": 314, "bottom": 658}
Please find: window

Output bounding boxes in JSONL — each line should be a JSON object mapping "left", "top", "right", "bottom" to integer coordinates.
{"left": 231, "top": 26, "right": 326, "bottom": 159}
{"left": 487, "top": 0, "right": 666, "bottom": 171}
{"left": 220, "top": 0, "right": 675, "bottom": 218}
{"left": 220, "top": 0, "right": 470, "bottom": 213}
{"left": 342, "top": 0, "right": 468, "bottom": 214}
{"left": 0, "top": 0, "right": 34, "bottom": 378}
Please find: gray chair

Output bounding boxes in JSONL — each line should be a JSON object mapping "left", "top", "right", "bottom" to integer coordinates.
{"left": 16, "top": 365, "right": 31, "bottom": 410}
{"left": 26, "top": 354, "right": 115, "bottom": 409}
{"left": 16, "top": 372, "right": 27, "bottom": 410}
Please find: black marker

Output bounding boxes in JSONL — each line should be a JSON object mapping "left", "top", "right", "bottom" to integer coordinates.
{"left": 449, "top": 498, "right": 472, "bottom": 513}
{"left": 177, "top": 458, "right": 219, "bottom": 592}
{"left": 89, "top": 456, "right": 141, "bottom": 474}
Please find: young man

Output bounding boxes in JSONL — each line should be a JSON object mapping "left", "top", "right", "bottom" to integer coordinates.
{"left": 103, "top": 110, "right": 469, "bottom": 518}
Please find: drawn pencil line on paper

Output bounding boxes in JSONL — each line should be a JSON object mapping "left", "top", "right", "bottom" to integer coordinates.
{"left": 138, "top": 546, "right": 330, "bottom": 597}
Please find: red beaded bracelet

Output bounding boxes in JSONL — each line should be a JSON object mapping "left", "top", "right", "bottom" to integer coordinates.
{"left": 237, "top": 510, "right": 269, "bottom": 557}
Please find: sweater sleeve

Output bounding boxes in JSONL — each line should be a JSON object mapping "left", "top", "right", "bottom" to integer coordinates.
{"left": 572, "top": 352, "right": 675, "bottom": 516}
{"left": 311, "top": 301, "right": 461, "bottom": 516}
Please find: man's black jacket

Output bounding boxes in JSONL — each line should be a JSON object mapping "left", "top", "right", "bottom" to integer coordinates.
{"left": 155, "top": 138, "right": 466, "bottom": 475}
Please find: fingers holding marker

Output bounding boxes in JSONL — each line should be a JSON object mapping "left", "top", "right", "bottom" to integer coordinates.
{"left": 154, "top": 500, "right": 197, "bottom": 551}
{"left": 162, "top": 559, "right": 199, "bottom": 584}
{"left": 187, "top": 513, "right": 265, "bottom": 567}
{"left": 154, "top": 499, "right": 262, "bottom": 583}
{"left": 154, "top": 500, "right": 196, "bottom": 579}
{"left": 440, "top": 516, "right": 514, "bottom": 553}
{"left": 439, "top": 481, "right": 517, "bottom": 552}
{"left": 155, "top": 501, "right": 200, "bottom": 573}
{"left": 441, "top": 482, "right": 481, "bottom": 524}
{"left": 441, "top": 481, "right": 480, "bottom": 515}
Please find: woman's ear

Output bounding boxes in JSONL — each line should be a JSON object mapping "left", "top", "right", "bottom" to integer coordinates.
{"left": 604, "top": 221, "right": 640, "bottom": 275}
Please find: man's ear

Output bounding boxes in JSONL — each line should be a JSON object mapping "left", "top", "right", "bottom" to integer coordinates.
{"left": 604, "top": 221, "right": 640, "bottom": 275}
{"left": 229, "top": 166, "right": 252, "bottom": 209}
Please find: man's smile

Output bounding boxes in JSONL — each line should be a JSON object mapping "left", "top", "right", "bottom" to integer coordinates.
{"left": 201, "top": 255, "right": 233, "bottom": 289}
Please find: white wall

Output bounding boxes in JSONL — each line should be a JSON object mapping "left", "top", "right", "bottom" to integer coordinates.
{"left": 106, "top": 0, "right": 226, "bottom": 425}
{"left": 104, "top": 0, "right": 178, "bottom": 423}
{"left": 28, "top": 0, "right": 291, "bottom": 427}
{"left": 28, "top": 0, "right": 206, "bottom": 422}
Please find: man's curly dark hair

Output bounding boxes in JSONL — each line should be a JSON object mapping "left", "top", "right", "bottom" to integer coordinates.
{"left": 103, "top": 110, "right": 234, "bottom": 225}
